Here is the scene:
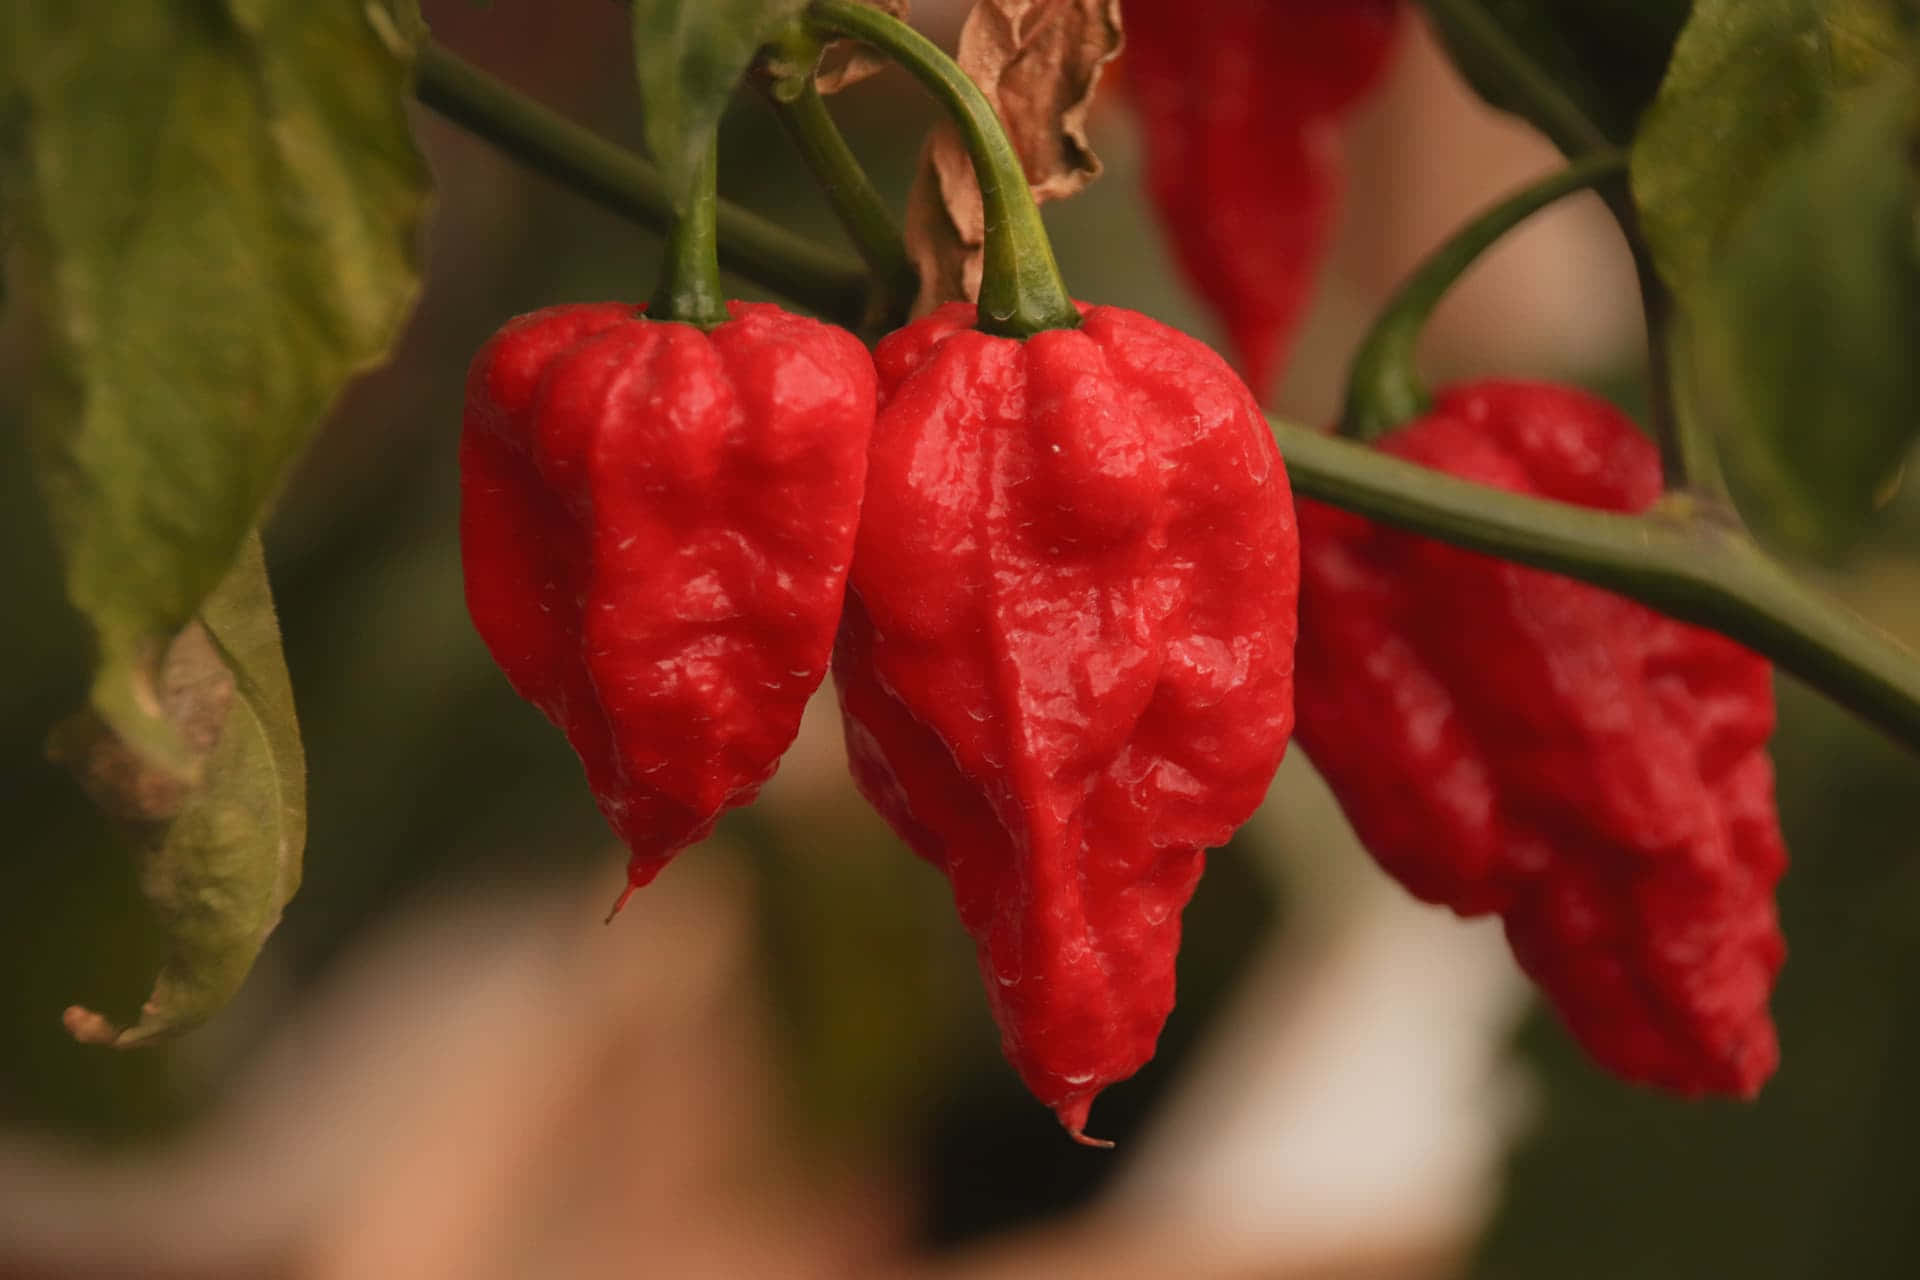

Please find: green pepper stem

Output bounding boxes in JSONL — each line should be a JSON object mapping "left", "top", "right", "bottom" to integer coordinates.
{"left": 646, "top": 140, "right": 729, "bottom": 328}
{"left": 1341, "top": 150, "right": 1627, "bottom": 440}
{"left": 803, "top": 0, "right": 1080, "bottom": 337}
{"left": 413, "top": 38, "right": 1920, "bottom": 757}
{"left": 761, "top": 28, "right": 917, "bottom": 332}
{"left": 413, "top": 41, "right": 870, "bottom": 325}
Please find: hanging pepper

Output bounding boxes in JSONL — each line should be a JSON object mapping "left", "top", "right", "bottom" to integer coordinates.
{"left": 1121, "top": 0, "right": 1402, "bottom": 400}
{"left": 1294, "top": 381, "right": 1788, "bottom": 1097}
{"left": 834, "top": 300, "right": 1299, "bottom": 1141}
{"left": 461, "top": 299, "right": 875, "bottom": 898}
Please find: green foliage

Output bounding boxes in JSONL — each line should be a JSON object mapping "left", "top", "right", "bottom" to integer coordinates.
{"left": 0, "top": 0, "right": 429, "bottom": 766}
{"left": 631, "top": 0, "right": 806, "bottom": 209}
{"left": 1424, "top": 0, "right": 1693, "bottom": 152}
{"left": 1688, "top": 70, "right": 1920, "bottom": 552}
{"left": 0, "top": 0, "right": 427, "bottom": 1051}
{"left": 1635, "top": 0, "right": 1920, "bottom": 552}
{"left": 55, "top": 536, "right": 306, "bottom": 1048}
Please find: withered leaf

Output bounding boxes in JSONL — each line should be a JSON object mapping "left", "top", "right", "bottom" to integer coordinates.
{"left": 904, "top": 0, "right": 1123, "bottom": 312}
{"left": 57, "top": 535, "right": 306, "bottom": 1049}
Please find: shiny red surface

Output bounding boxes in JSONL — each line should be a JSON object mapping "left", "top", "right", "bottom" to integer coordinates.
{"left": 1296, "top": 381, "right": 1788, "bottom": 1097}
{"left": 462, "top": 301, "right": 874, "bottom": 890}
{"left": 836, "top": 303, "right": 1298, "bottom": 1138}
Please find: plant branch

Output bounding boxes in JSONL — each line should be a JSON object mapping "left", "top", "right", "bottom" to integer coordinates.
{"left": 1276, "top": 421, "right": 1920, "bottom": 749}
{"left": 1343, "top": 150, "right": 1626, "bottom": 439}
{"left": 413, "top": 33, "right": 1920, "bottom": 755}
{"left": 413, "top": 40, "right": 870, "bottom": 326}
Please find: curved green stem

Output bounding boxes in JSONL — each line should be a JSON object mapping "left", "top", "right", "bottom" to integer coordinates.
{"left": 803, "top": 0, "right": 1079, "bottom": 337}
{"left": 1275, "top": 419, "right": 1920, "bottom": 750}
{"left": 413, "top": 41, "right": 869, "bottom": 326}
{"left": 761, "top": 28, "right": 916, "bottom": 331}
{"left": 1342, "top": 150, "right": 1626, "bottom": 440}
{"left": 648, "top": 140, "right": 728, "bottom": 327}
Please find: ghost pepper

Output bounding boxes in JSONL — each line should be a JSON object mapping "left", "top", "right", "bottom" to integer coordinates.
{"left": 1294, "top": 381, "right": 1788, "bottom": 1097}
{"left": 835, "top": 300, "right": 1299, "bottom": 1141}
{"left": 1122, "top": 0, "right": 1401, "bottom": 399}
{"left": 461, "top": 300, "right": 875, "bottom": 897}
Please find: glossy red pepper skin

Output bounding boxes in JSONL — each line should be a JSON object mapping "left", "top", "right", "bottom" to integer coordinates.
{"left": 1295, "top": 382, "right": 1787, "bottom": 1097}
{"left": 835, "top": 302, "right": 1298, "bottom": 1140}
{"left": 461, "top": 301, "right": 875, "bottom": 894}
{"left": 1122, "top": 0, "right": 1401, "bottom": 400}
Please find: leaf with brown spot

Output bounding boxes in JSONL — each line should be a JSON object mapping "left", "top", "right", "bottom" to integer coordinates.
{"left": 904, "top": 0, "right": 1123, "bottom": 312}
{"left": 57, "top": 535, "right": 306, "bottom": 1049}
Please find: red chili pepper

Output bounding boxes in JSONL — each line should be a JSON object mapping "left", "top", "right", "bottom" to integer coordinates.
{"left": 461, "top": 301, "right": 875, "bottom": 901}
{"left": 1122, "top": 0, "right": 1401, "bottom": 400}
{"left": 834, "top": 301, "right": 1298, "bottom": 1141}
{"left": 1294, "top": 381, "right": 1788, "bottom": 1097}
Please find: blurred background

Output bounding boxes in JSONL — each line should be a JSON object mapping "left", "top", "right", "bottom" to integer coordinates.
{"left": 3, "top": 3, "right": 1920, "bottom": 1276}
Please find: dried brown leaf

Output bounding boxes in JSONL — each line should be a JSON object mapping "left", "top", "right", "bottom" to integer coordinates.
{"left": 815, "top": 0, "right": 912, "bottom": 93}
{"left": 904, "top": 0, "right": 1123, "bottom": 313}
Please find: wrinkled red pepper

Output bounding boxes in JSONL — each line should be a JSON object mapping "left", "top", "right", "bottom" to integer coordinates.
{"left": 1122, "top": 0, "right": 1401, "bottom": 400}
{"left": 1294, "top": 381, "right": 1788, "bottom": 1097}
{"left": 834, "top": 301, "right": 1298, "bottom": 1141}
{"left": 462, "top": 301, "right": 875, "bottom": 898}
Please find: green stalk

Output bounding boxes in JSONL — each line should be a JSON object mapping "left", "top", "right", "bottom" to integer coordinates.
{"left": 647, "top": 140, "right": 729, "bottom": 327}
{"left": 803, "top": 0, "right": 1079, "bottom": 337}
{"left": 761, "top": 28, "right": 917, "bottom": 331}
{"left": 1342, "top": 150, "right": 1627, "bottom": 439}
{"left": 413, "top": 41, "right": 869, "bottom": 326}
{"left": 1275, "top": 420, "right": 1920, "bottom": 750}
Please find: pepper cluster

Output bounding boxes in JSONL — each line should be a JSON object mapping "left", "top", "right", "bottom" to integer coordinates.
{"left": 458, "top": 0, "right": 1792, "bottom": 1142}
{"left": 461, "top": 292, "right": 1296, "bottom": 1139}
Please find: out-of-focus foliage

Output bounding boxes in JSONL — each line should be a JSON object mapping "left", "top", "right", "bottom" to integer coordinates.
{"left": 1476, "top": 668, "right": 1920, "bottom": 1278}
{"left": 1424, "top": 0, "right": 1692, "bottom": 150}
{"left": 1635, "top": 0, "right": 1920, "bottom": 555}
{"left": 0, "top": 0, "right": 428, "bottom": 1063}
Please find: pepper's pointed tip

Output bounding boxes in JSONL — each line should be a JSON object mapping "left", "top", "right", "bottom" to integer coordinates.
{"left": 1054, "top": 1096, "right": 1114, "bottom": 1149}
{"left": 602, "top": 882, "right": 638, "bottom": 925}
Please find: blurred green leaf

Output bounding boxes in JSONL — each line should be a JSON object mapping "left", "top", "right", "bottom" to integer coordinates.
{"left": 1633, "top": 0, "right": 1912, "bottom": 296}
{"left": 0, "top": 0, "right": 429, "bottom": 769}
{"left": 1686, "top": 68, "right": 1920, "bottom": 553}
{"left": 1634, "top": 0, "right": 1918, "bottom": 551}
{"left": 631, "top": 0, "right": 805, "bottom": 208}
{"left": 1424, "top": 0, "right": 1693, "bottom": 152}
{"left": 51, "top": 534, "right": 306, "bottom": 1048}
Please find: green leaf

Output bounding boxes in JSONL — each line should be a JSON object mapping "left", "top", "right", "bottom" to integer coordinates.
{"left": 1634, "top": 0, "right": 1919, "bottom": 551}
{"left": 1632, "top": 0, "right": 1913, "bottom": 296}
{"left": 52, "top": 534, "right": 306, "bottom": 1048}
{"left": 1, "top": 1, "right": 429, "bottom": 771}
{"left": 631, "top": 0, "right": 806, "bottom": 208}
{"left": 1423, "top": 0, "right": 1693, "bottom": 153}
{"left": 1684, "top": 68, "right": 1920, "bottom": 553}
